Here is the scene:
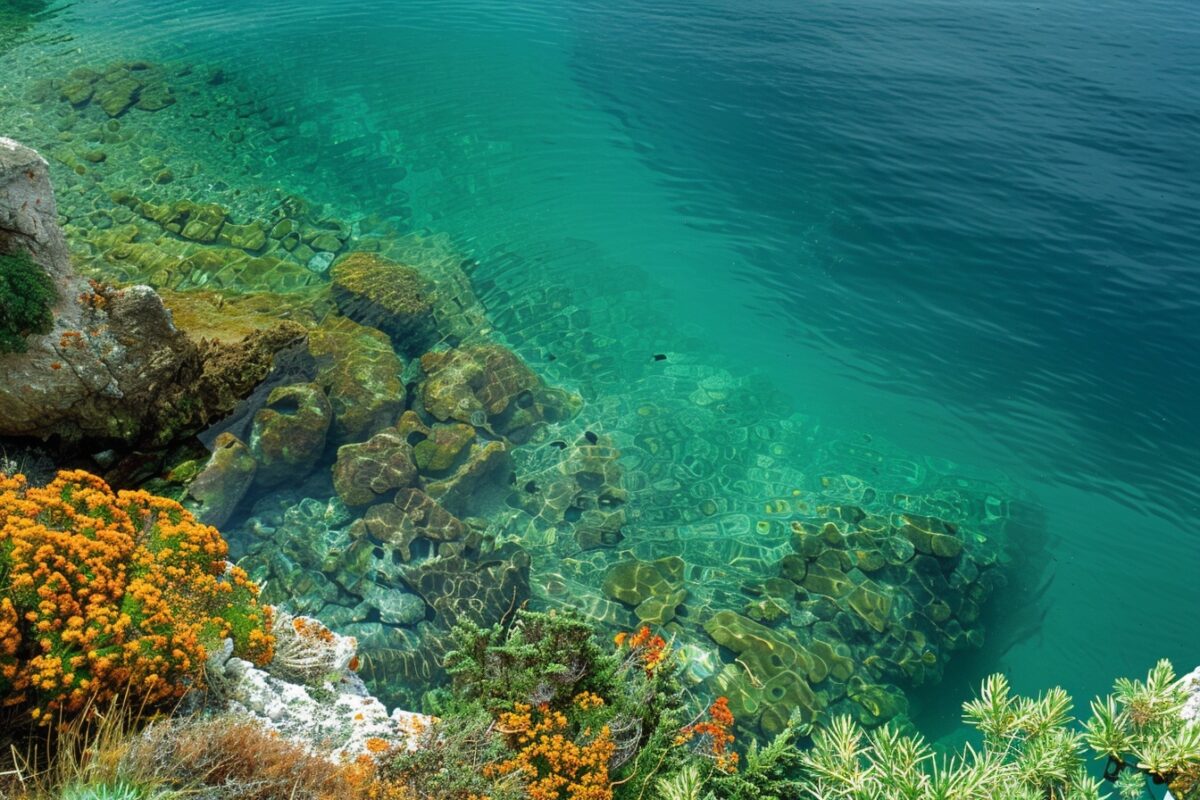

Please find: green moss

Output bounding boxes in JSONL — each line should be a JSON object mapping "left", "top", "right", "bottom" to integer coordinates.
{"left": 0, "top": 250, "right": 56, "bottom": 354}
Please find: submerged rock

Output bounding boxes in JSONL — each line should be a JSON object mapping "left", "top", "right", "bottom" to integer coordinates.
{"left": 331, "top": 429, "right": 417, "bottom": 507}
{"left": 308, "top": 316, "right": 405, "bottom": 446}
{"left": 330, "top": 252, "right": 436, "bottom": 353}
{"left": 186, "top": 432, "right": 257, "bottom": 527}
{"left": 249, "top": 382, "right": 332, "bottom": 486}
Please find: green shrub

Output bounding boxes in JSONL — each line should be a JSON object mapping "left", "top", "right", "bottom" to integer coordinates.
{"left": 1086, "top": 660, "right": 1200, "bottom": 799}
{"left": 0, "top": 250, "right": 56, "bottom": 354}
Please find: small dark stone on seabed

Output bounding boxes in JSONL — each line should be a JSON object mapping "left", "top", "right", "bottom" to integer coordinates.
{"left": 653, "top": 353, "right": 667, "bottom": 361}
{"left": 550, "top": 440, "right": 567, "bottom": 449}
{"left": 584, "top": 431, "right": 598, "bottom": 445}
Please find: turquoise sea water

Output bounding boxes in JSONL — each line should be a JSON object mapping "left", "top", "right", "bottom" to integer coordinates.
{"left": 2, "top": 0, "right": 1197, "bottom": 740}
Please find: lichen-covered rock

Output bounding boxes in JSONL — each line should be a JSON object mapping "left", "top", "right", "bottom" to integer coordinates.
{"left": 0, "top": 140, "right": 305, "bottom": 445}
{"left": 186, "top": 432, "right": 257, "bottom": 527}
{"left": 331, "top": 430, "right": 417, "bottom": 507}
{"left": 308, "top": 316, "right": 405, "bottom": 446}
{"left": 249, "top": 382, "right": 332, "bottom": 486}
{"left": 330, "top": 252, "right": 435, "bottom": 352}
{"left": 204, "top": 622, "right": 430, "bottom": 759}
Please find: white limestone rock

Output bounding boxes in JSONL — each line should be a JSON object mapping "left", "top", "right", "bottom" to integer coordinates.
{"left": 205, "top": 615, "right": 430, "bottom": 760}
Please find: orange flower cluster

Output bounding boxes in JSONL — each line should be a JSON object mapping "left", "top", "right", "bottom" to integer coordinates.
{"left": 0, "top": 470, "right": 274, "bottom": 721}
{"left": 486, "top": 695, "right": 615, "bottom": 800}
{"left": 613, "top": 626, "right": 667, "bottom": 675}
{"left": 677, "top": 697, "right": 738, "bottom": 773}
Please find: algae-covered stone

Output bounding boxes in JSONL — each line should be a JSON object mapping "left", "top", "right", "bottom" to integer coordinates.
{"left": 602, "top": 555, "right": 686, "bottom": 607}
{"left": 412, "top": 422, "right": 475, "bottom": 473}
{"left": 135, "top": 80, "right": 175, "bottom": 111}
{"left": 308, "top": 316, "right": 405, "bottom": 446}
{"left": 94, "top": 75, "right": 141, "bottom": 117}
{"left": 180, "top": 202, "right": 227, "bottom": 243}
{"left": 331, "top": 251, "right": 435, "bottom": 351}
{"left": 249, "top": 382, "right": 332, "bottom": 486}
{"left": 418, "top": 343, "right": 569, "bottom": 439}
{"left": 186, "top": 432, "right": 257, "bottom": 528}
{"left": 704, "top": 611, "right": 827, "bottom": 732}
{"left": 220, "top": 220, "right": 268, "bottom": 251}
{"left": 61, "top": 79, "right": 96, "bottom": 106}
{"left": 332, "top": 429, "right": 417, "bottom": 507}
{"left": 423, "top": 439, "right": 512, "bottom": 516}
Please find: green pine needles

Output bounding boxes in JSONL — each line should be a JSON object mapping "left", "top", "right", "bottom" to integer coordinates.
{"left": 0, "top": 250, "right": 56, "bottom": 354}
{"left": 1085, "top": 659, "right": 1200, "bottom": 798}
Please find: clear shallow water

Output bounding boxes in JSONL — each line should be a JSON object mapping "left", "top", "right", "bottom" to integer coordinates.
{"left": 4, "top": 0, "right": 1199, "bottom": 735}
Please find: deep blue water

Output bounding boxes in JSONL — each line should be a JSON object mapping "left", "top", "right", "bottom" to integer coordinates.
{"left": 4, "top": 0, "right": 1199, "bottom": 734}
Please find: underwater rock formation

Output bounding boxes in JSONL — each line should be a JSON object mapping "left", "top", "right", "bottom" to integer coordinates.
{"left": 309, "top": 315, "right": 405, "bottom": 445}
{"left": 249, "top": 382, "right": 332, "bottom": 486}
{"left": 331, "top": 252, "right": 437, "bottom": 354}
{"left": 185, "top": 432, "right": 257, "bottom": 528}
{"left": 332, "top": 429, "right": 418, "bottom": 507}
{"left": 59, "top": 62, "right": 175, "bottom": 117}
{"left": 418, "top": 342, "right": 580, "bottom": 443}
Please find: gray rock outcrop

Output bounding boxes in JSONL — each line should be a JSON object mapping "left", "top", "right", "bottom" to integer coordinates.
{"left": 0, "top": 138, "right": 303, "bottom": 445}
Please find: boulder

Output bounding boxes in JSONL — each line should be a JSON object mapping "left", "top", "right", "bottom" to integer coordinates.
{"left": 330, "top": 252, "right": 435, "bottom": 353}
{"left": 249, "top": 382, "right": 332, "bottom": 486}
{"left": 186, "top": 432, "right": 257, "bottom": 528}
{"left": 0, "top": 140, "right": 302, "bottom": 445}
{"left": 308, "top": 316, "right": 405, "bottom": 446}
{"left": 331, "top": 430, "right": 417, "bottom": 507}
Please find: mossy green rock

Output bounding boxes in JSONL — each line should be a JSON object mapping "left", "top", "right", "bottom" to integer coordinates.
{"left": 704, "top": 610, "right": 827, "bottom": 732}
{"left": 94, "top": 75, "right": 141, "bottom": 117}
{"left": 602, "top": 555, "right": 686, "bottom": 607}
{"left": 220, "top": 220, "right": 268, "bottom": 252}
{"left": 331, "top": 251, "right": 435, "bottom": 351}
{"left": 331, "top": 429, "right": 417, "bottom": 507}
{"left": 308, "top": 316, "right": 405, "bottom": 446}
{"left": 900, "top": 513, "right": 963, "bottom": 559}
{"left": 249, "top": 382, "right": 332, "bottom": 486}
{"left": 412, "top": 422, "right": 476, "bottom": 473}
{"left": 185, "top": 432, "right": 257, "bottom": 528}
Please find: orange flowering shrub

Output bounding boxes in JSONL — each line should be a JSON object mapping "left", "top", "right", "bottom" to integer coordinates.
{"left": 677, "top": 696, "right": 738, "bottom": 773}
{"left": 613, "top": 627, "right": 668, "bottom": 676}
{"left": 487, "top": 694, "right": 616, "bottom": 800}
{"left": 0, "top": 470, "right": 273, "bottom": 721}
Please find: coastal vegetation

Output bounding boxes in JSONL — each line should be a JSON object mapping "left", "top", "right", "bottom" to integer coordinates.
{"left": 0, "top": 251, "right": 55, "bottom": 354}
{"left": 0, "top": 478, "right": 1195, "bottom": 800}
